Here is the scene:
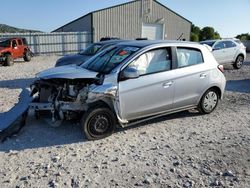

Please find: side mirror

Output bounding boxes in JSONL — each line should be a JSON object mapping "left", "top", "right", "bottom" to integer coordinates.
{"left": 122, "top": 67, "right": 140, "bottom": 79}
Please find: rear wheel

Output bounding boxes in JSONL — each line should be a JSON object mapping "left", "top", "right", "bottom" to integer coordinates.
{"left": 81, "top": 107, "right": 116, "bottom": 140}
{"left": 4, "top": 54, "right": 14, "bottom": 66}
{"left": 198, "top": 89, "right": 219, "bottom": 114}
{"left": 233, "top": 55, "right": 244, "bottom": 69}
{"left": 23, "top": 51, "right": 31, "bottom": 62}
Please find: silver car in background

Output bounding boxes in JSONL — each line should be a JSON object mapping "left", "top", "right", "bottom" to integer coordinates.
{"left": 200, "top": 39, "right": 246, "bottom": 69}
{"left": 30, "top": 41, "right": 226, "bottom": 140}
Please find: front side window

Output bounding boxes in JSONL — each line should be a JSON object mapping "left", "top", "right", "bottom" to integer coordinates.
{"left": 214, "top": 42, "right": 225, "bottom": 50}
{"left": 177, "top": 48, "right": 203, "bottom": 68}
{"left": 12, "top": 40, "right": 17, "bottom": 48}
{"left": 128, "top": 48, "right": 171, "bottom": 76}
{"left": 82, "top": 45, "right": 140, "bottom": 74}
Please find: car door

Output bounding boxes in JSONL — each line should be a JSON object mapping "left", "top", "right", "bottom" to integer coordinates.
{"left": 173, "top": 47, "right": 209, "bottom": 109}
{"left": 17, "top": 39, "right": 24, "bottom": 58}
{"left": 118, "top": 47, "right": 175, "bottom": 121}
{"left": 11, "top": 39, "right": 19, "bottom": 58}
{"left": 212, "top": 41, "right": 227, "bottom": 64}
{"left": 224, "top": 40, "right": 237, "bottom": 62}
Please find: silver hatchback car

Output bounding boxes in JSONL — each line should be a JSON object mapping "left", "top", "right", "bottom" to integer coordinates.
{"left": 30, "top": 41, "right": 226, "bottom": 140}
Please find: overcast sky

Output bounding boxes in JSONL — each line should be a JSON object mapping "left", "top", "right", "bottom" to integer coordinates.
{"left": 1, "top": 0, "right": 249, "bottom": 37}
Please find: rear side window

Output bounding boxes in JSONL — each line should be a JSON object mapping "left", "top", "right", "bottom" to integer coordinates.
{"left": 234, "top": 39, "right": 242, "bottom": 45}
{"left": 177, "top": 48, "right": 203, "bottom": 68}
{"left": 17, "top": 39, "right": 22, "bottom": 45}
{"left": 224, "top": 41, "right": 236, "bottom": 48}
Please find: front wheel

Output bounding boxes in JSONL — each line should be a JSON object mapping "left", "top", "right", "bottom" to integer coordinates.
{"left": 4, "top": 54, "right": 14, "bottom": 66}
{"left": 198, "top": 89, "right": 219, "bottom": 114}
{"left": 81, "top": 107, "right": 116, "bottom": 140}
{"left": 233, "top": 55, "right": 244, "bottom": 69}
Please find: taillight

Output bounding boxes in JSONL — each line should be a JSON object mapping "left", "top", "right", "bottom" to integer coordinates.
{"left": 218, "top": 65, "right": 224, "bottom": 73}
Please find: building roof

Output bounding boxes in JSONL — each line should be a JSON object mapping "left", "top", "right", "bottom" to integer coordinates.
{"left": 52, "top": 0, "right": 191, "bottom": 32}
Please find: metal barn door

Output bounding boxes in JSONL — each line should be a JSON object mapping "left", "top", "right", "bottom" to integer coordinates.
{"left": 142, "top": 23, "right": 163, "bottom": 40}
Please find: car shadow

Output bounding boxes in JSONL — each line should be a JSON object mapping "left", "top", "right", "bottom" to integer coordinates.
{"left": 0, "top": 107, "right": 203, "bottom": 152}
{"left": 0, "top": 78, "right": 35, "bottom": 90}
{"left": 120, "top": 109, "right": 202, "bottom": 132}
{"left": 226, "top": 79, "right": 250, "bottom": 93}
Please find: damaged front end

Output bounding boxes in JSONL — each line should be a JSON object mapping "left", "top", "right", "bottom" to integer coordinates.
{"left": 29, "top": 65, "right": 107, "bottom": 125}
{"left": 30, "top": 78, "right": 94, "bottom": 122}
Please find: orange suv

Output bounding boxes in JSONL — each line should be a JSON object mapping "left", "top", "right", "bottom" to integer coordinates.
{"left": 0, "top": 37, "right": 33, "bottom": 66}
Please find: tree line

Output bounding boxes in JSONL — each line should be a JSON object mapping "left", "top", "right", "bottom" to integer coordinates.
{"left": 191, "top": 25, "right": 220, "bottom": 42}
{"left": 190, "top": 24, "right": 250, "bottom": 42}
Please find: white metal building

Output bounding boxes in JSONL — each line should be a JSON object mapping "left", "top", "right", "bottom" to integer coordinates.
{"left": 53, "top": 0, "right": 192, "bottom": 42}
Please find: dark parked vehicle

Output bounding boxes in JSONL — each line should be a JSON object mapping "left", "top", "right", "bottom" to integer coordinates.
{"left": 0, "top": 37, "right": 33, "bottom": 66}
{"left": 55, "top": 40, "right": 126, "bottom": 67}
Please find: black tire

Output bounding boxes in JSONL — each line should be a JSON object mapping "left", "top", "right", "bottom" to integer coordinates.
{"left": 233, "top": 55, "right": 244, "bottom": 69}
{"left": 198, "top": 89, "right": 219, "bottom": 114}
{"left": 23, "top": 51, "right": 31, "bottom": 62}
{"left": 81, "top": 107, "right": 116, "bottom": 140}
{"left": 4, "top": 54, "right": 14, "bottom": 66}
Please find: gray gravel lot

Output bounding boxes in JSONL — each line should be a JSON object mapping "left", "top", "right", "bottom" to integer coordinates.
{"left": 0, "top": 54, "right": 249, "bottom": 187}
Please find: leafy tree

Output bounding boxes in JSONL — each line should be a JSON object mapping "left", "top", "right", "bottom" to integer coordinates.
{"left": 191, "top": 24, "right": 201, "bottom": 35}
{"left": 200, "top": 27, "right": 215, "bottom": 41}
{"left": 190, "top": 32, "right": 199, "bottom": 42}
{"left": 214, "top": 32, "right": 220, "bottom": 39}
{"left": 236, "top": 33, "right": 250, "bottom": 41}
{"left": 190, "top": 24, "right": 221, "bottom": 41}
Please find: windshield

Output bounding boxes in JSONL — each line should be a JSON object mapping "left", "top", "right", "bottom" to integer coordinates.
{"left": 79, "top": 44, "right": 103, "bottom": 55}
{"left": 81, "top": 45, "right": 140, "bottom": 74}
{"left": 0, "top": 39, "right": 10, "bottom": 47}
{"left": 200, "top": 41, "right": 216, "bottom": 47}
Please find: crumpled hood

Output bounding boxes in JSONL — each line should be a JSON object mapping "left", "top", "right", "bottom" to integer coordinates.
{"left": 37, "top": 64, "right": 99, "bottom": 80}
{"left": 55, "top": 54, "right": 91, "bottom": 67}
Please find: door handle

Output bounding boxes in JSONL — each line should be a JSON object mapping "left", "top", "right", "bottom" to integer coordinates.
{"left": 200, "top": 73, "right": 207, "bottom": 78}
{"left": 163, "top": 81, "right": 173, "bottom": 88}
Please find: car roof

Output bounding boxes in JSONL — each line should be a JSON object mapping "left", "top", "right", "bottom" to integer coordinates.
{"left": 94, "top": 39, "right": 130, "bottom": 45}
{"left": 0, "top": 37, "right": 22, "bottom": 42}
{"left": 115, "top": 40, "right": 199, "bottom": 48}
{"left": 201, "top": 38, "right": 236, "bottom": 43}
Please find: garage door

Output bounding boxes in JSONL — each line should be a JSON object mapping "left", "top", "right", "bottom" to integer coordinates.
{"left": 142, "top": 23, "right": 163, "bottom": 40}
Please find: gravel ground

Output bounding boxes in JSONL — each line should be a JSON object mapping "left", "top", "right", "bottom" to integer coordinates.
{"left": 0, "top": 54, "right": 250, "bottom": 188}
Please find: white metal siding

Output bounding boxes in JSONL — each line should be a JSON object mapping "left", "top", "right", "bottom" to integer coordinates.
{"left": 93, "top": 1, "right": 142, "bottom": 42}
{"left": 0, "top": 32, "right": 92, "bottom": 55}
{"left": 53, "top": 0, "right": 191, "bottom": 42}
{"left": 92, "top": 0, "right": 191, "bottom": 42}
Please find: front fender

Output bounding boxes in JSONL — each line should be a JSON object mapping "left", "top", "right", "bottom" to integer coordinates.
{"left": 86, "top": 83, "right": 128, "bottom": 124}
